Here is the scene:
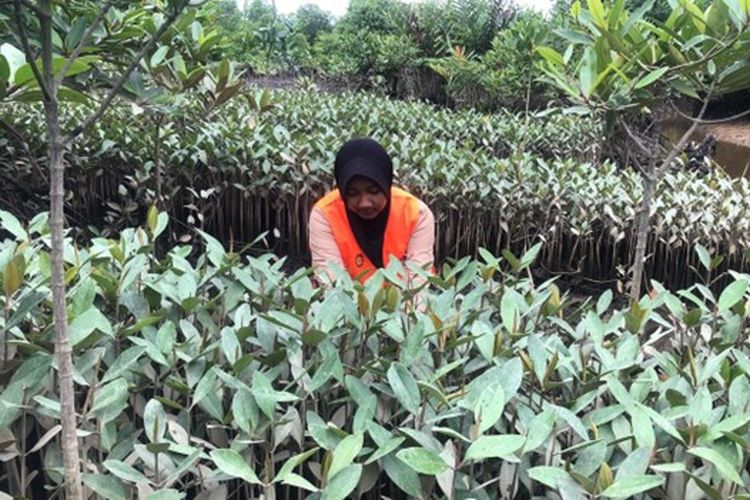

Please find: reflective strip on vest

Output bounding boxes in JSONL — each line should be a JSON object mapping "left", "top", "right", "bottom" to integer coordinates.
{"left": 315, "top": 186, "right": 421, "bottom": 282}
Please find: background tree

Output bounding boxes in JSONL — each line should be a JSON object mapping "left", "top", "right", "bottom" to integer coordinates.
{"left": 291, "top": 3, "right": 333, "bottom": 44}
{"left": 538, "top": 0, "right": 750, "bottom": 301}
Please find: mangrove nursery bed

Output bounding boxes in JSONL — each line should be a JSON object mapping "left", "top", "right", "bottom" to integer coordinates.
{"left": 2, "top": 89, "right": 750, "bottom": 290}
{"left": 1, "top": 213, "right": 750, "bottom": 498}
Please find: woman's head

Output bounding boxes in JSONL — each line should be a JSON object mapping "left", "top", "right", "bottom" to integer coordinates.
{"left": 334, "top": 138, "right": 392, "bottom": 220}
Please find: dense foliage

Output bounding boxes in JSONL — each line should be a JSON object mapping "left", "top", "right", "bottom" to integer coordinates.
{"left": 3, "top": 88, "right": 749, "bottom": 289}
{"left": 2, "top": 0, "right": 750, "bottom": 498}
{"left": 427, "top": 12, "right": 558, "bottom": 111}
{"left": 2, "top": 212, "right": 750, "bottom": 498}
{"left": 205, "top": 0, "right": 551, "bottom": 110}
{"left": 3, "top": 0, "right": 750, "bottom": 497}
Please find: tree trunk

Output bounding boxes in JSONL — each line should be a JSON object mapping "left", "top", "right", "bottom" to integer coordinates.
{"left": 630, "top": 166, "right": 655, "bottom": 303}
{"left": 40, "top": 0, "right": 83, "bottom": 496}
{"left": 154, "top": 114, "right": 163, "bottom": 206}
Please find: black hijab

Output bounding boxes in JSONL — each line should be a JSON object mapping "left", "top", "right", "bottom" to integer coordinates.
{"left": 334, "top": 138, "right": 393, "bottom": 268}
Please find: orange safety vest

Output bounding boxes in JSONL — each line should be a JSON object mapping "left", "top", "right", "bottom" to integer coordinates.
{"left": 314, "top": 186, "right": 422, "bottom": 282}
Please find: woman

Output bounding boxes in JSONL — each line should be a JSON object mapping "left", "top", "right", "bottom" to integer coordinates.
{"left": 309, "top": 137, "right": 435, "bottom": 283}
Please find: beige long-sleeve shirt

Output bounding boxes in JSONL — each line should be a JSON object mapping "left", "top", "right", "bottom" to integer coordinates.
{"left": 309, "top": 199, "right": 435, "bottom": 282}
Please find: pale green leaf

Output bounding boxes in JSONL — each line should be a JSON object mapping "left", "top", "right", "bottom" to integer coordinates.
{"left": 210, "top": 449, "right": 261, "bottom": 484}
{"left": 600, "top": 475, "right": 664, "bottom": 498}
{"left": 464, "top": 435, "right": 525, "bottom": 461}
{"left": 687, "top": 447, "right": 744, "bottom": 485}
{"left": 321, "top": 464, "right": 362, "bottom": 500}
{"left": 396, "top": 447, "right": 449, "bottom": 475}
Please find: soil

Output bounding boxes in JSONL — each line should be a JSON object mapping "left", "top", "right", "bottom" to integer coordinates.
{"left": 703, "top": 120, "right": 750, "bottom": 148}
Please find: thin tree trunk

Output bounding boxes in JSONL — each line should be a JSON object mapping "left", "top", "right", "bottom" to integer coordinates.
{"left": 630, "top": 164, "right": 655, "bottom": 302}
{"left": 626, "top": 91, "right": 713, "bottom": 302}
{"left": 47, "top": 111, "right": 82, "bottom": 499}
{"left": 154, "top": 114, "right": 163, "bottom": 206}
{"left": 40, "top": 0, "right": 83, "bottom": 495}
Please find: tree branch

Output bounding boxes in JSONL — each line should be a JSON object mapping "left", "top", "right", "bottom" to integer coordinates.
{"left": 668, "top": 99, "right": 750, "bottom": 124}
{"left": 63, "top": 0, "right": 189, "bottom": 144}
{"left": 13, "top": 0, "right": 51, "bottom": 102}
{"left": 655, "top": 83, "right": 715, "bottom": 179}
{"left": 619, "top": 119, "right": 653, "bottom": 157}
{"left": 54, "top": 0, "right": 116, "bottom": 90}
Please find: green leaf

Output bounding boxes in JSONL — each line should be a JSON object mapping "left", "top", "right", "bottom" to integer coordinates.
{"left": 0, "top": 54, "right": 10, "bottom": 82}
{"left": 150, "top": 46, "right": 169, "bottom": 67}
{"left": 191, "top": 368, "right": 217, "bottom": 409}
{"left": 321, "top": 464, "right": 362, "bottom": 500}
{"left": 310, "top": 352, "right": 340, "bottom": 392}
{"left": 232, "top": 388, "right": 257, "bottom": 434}
{"left": 274, "top": 448, "right": 319, "bottom": 483}
{"left": 14, "top": 56, "right": 96, "bottom": 87}
{"left": 146, "top": 443, "right": 170, "bottom": 454}
{"left": 302, "top": 329, "right": 326, "bottom": 346}
{"left": 523, "top": 409, "right": 556, "bottom": 454}
{"left": 718, "top": 280, "right": 748, "bottom": 312}
{"left": 144, "top": 399, "right": 167, "bottom": 443}
{"left": 615, "top": 447, "right": 651, "bottom": 481}
{"left": 501, "top": 292, "right": 519, "bottom": 334}
{"left": 527, "top": 334, "right": 547, "bottom": 383}
{"left": 687, "top": 471, "right": 724, "bottom": 500}
{"left": 101, "top": 346, "right": 147, "bottom": 384}
{"left": 729, "top": 375, "right": 750, "bottom": 416}
{"left": 587, "top": 0, "right": 607, "bottom": 26}
{"left": 0, "top": 210, "right": 27, "bottom": 240}
{"left": 382, "top": 455, "right": 423, "bottom": 498}
{"left": 537, "top": 46, "right": 565, "bottom": 66}
{"left": 464, "top": 435, "right": 525, "bottom": 461}
{"left": 69, "top": 306, "right": 114, "bottom": 346}
{"left": 252, "top": 371, "right": 299, "bottom": 418}
{"left": 623, "top": 0, "right": 655, "bottom": 32}
{"left": 145, "top": 490, "right": 184, "bottom": 500}
{"left": 91, "top": 378, "right": 129, "bottom": 414}
{"left": 220, "top": 327, "right": 241, "bottom": 365}
{"left": 699, "top": 348, "right": 733, "bottom": 385}
{"left": 631, "top": 406, "right": 655, "bottom": 448}
{"left": 0, "top": 43, "right": 25, "bottom": 81}
{"left": 634, "top": 67, "right": 669, "bottom": 90}
{"left": 600, "top": 475, "right": 664, "bottom": 498}
{"left": 82, "top": 473, "right": 127, "bottom": 500}
{"left": 635, "top": 403, "right": 684, "bottom": 444}
{"left": 574, "top": 439, "right": 607, "bottom": 477}
{"left": 471, "top": 320, "right": 495, "bottom": 362}
{"left": 474, "top": 381, "right": 505, "bottom": 434}
{"left": 608, "top": 0, "right": 626, "bottom": 27}
{"left": 687, "top": 447, "right": 744, "bottom": 485}
{"left": 528, "top": 466, "right": 572, "bottom": 488}
{"left": 146, "top": 205, "right": 158, "bottom": 235}
{"left": 282, "top": 472, "right": 319, "bottom": 492}
{"left": 328, "top": 432, "right": 363, "bottom": 480}
{"left": 724, "top": 0, "right": 748, "bottom": 26}
{"left": 65, "top": 18, "right": 87, "bottom": 51}
{"left": 520, "top": 243, "right": 542, "bottom": 268}
{"left": 3, "top": 254, "right": 25, "bottom": 297}
{"left": 309, "top": 412, "right": 344, "bottom": 450}
{"left": 396, "top": 447, "right": 449, "bottom": 475}
{"left": 387, "top": 362, "right": 421, "bottom": 414}
{"left": 580, "top": 47, "right": 598, "bottom": 97}
{"left": 103, "top": 460, "right": 149, "bottom": 484}
{"left": 210, "top": 449, "right": 261, "bottom": 484}
{"left": 365, "top": 436, "right": 406, "bottom": 464}
{"left": 650, "top": 462, "right": 686, "bottom": 473}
